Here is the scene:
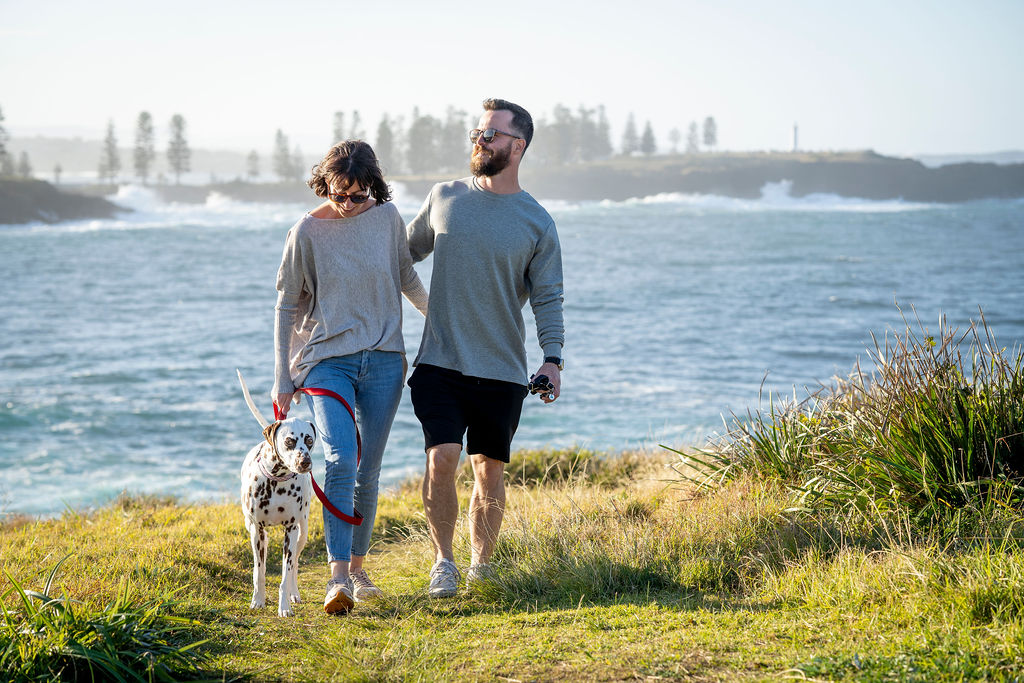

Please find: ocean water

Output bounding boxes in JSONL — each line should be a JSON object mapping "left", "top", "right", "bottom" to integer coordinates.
{"left": 2, "top": 182, "right": 1022, "bottom": 516}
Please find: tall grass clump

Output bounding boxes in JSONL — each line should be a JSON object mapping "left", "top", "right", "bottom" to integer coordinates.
{"left": 671, "top": 309, "right": 1024, "bottom": 525}
{"left": 1, "top": 557, "right": 211, "bottom": 682}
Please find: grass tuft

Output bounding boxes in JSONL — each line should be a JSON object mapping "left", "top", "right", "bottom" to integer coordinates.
{"left": 672, "top": 307, "right": 1024, "bottom": 528}
{"left": 1, "top": 556, "right": 211, "bottom": 682}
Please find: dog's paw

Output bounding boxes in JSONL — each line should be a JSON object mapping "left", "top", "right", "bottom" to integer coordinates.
{"left": 250, "top": 595, "right": 266, "bottom": 609}
{"left": 290, "top": 593, "right": 301, "bottom": 605}
{"left": 278, "top": 605, "right": 295, "bottom": 617}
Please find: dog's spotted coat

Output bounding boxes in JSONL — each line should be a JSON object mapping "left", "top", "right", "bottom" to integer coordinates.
{"left": 240, "top": 417, "right": 316, "bottom": 617}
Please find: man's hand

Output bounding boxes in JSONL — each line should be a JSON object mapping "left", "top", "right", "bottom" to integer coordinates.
{"left": 530, "top": 363, "right": 561, "bottom": 403}
{"left": 274, "top": 392, "right": 295, "bottom": 418}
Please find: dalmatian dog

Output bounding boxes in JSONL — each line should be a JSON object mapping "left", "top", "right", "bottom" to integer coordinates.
{"left": 237, "top": 371, "right": 315, "bottom": 618}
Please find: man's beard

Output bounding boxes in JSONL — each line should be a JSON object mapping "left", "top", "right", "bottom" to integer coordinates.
{"left": 470, "top": 144, "right": 512, "bottom": 177}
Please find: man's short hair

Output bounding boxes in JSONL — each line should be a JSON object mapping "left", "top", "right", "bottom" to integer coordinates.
{"left": 482, "top": 98, "right": 534, "bottom": 154}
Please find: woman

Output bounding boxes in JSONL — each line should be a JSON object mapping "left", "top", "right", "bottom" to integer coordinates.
{"left": 273, "top": 140, "right": 427, "bottom": 614}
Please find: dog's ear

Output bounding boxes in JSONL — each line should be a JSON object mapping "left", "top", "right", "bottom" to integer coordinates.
{"left": 308, "top": 421, "right": 317, "bottom": 442}
{"left": 263, "top": 421, "right": 281, "bottom": 449}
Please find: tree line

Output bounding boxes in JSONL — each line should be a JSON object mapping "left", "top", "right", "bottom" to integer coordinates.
{"left": 0, "top": 103, "right": 720, "bottom": 185}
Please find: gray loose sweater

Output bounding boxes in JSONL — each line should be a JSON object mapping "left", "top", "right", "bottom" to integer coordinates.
{"left": 407, "top": 177, "right": 564, "bottom": 385}
{"left": 274, "top": 201, "right": 428, "bottom": 396}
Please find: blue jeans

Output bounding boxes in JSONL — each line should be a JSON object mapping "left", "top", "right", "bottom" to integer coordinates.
{"left": 304, "top": 351, "right": 405, "bottom": 563}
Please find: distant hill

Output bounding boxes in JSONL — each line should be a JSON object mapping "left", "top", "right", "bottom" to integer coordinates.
{"left": 916, "top": 151, "right": 1024, "bottom": 168}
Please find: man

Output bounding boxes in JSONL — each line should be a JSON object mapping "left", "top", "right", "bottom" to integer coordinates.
{"left": 406, "top": 98, "right": 565, "bottom": 597}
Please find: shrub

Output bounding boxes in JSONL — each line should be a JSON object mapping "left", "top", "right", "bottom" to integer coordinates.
{"left": 671, "top": 308, "right": 1024, "bottom": 524}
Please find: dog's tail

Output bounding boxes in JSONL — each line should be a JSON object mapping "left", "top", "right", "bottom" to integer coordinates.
{"left": 237, "top": 369, "right": 271, "bottom": 429}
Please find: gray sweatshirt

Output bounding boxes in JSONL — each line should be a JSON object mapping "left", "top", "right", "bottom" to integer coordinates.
{"left": 407, "top": 177, "right": 564, "bottom": 385}
{"left": 274, "top": 201, "right": 428, "bottom": 396}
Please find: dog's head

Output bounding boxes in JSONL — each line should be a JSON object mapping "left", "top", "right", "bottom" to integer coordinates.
{"left": 263, "top": 417, "right": 316, "bottom": 474}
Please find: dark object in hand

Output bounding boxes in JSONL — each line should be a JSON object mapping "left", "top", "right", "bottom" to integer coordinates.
{"left": 529, "top": 374, "right": 555, "bottom": 400}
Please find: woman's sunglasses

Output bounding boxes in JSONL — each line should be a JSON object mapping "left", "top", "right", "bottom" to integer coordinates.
{"left": 328, "top": 190, "right": 370, "bottom": 204}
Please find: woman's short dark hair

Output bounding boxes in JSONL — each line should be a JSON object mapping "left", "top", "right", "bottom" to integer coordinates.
{"left": 308, "top": 140, "right": 391, "bottom": 204}
{"left": 482, "top": 98, "right": 534, "bottom": 153}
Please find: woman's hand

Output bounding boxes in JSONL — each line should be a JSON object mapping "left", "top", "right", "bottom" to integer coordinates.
{"left": 274, "top": 392, "right": 295, "bottom": 418}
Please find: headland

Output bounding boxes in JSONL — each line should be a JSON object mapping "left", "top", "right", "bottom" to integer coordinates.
{"left": 3, "top": 150, "right": 1023, "bottom": 224}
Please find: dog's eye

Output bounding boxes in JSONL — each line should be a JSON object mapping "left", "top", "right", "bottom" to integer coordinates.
{"left": 284, "top": 437, "right": 297, "bottom": 449}
{"left": 304, "top": 435, "right": 314, "bottom": 447}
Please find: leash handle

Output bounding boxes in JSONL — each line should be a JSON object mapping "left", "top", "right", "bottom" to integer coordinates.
{"left": 273, "top": 387, "right": 363, "bottom": 526}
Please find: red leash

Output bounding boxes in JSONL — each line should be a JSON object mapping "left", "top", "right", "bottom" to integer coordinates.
{"left": 274, "top": 387, "right": 363, "bottom": 526}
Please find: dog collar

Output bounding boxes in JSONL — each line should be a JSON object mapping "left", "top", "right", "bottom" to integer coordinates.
{"left": 256, "top": 453, "right": 297, "bottom": 482}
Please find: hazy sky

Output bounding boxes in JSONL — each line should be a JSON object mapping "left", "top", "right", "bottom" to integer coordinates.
{"left": 2, "top": 0, "right": 1022, "bottom": 157}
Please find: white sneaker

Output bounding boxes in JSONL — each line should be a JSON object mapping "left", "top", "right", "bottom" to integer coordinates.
{"left": 350, "top": 569, "right": 384, "bottom": 601}
{"left": 466, "top": 563, "right": 495, "bottom": 587}
{"left": 324, "top": 577, "right": 354, "bottom": 614}
{"left": 428, "top": 558, "right": 461, "bottom": 598}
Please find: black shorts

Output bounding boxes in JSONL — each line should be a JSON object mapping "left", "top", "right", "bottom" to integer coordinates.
{"left": 408, "top": 364, "right": 529, "bottom": 463}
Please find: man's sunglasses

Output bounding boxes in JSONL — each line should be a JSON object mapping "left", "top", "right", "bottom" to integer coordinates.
{"left": 328, "top": 190, "right": 370, "bottom": 204}
{"left": 469, "top": 128, "right": 522, "bottom": 144}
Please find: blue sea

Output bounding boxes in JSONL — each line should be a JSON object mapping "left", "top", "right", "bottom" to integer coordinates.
{"left": 2, "top": 182, "right": 1023, "bottom": 516}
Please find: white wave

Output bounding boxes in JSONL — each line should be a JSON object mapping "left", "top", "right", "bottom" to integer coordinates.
{"left": 581, "top": 180, "right": 945, "bottom": 213}
{"left": 14, "top": 183, "right": 304, "bottom": 234}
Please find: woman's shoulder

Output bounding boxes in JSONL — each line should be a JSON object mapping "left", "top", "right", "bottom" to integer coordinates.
{"left": 376, "top": 200, "right": 400, "bottom": 218}
{"left": 289, "top": 212, "right": 320, "bottom": 236}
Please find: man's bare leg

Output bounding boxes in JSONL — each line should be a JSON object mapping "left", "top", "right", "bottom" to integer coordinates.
{"left": 469, "top": 453, "right": 506, "bottom": 566}
{"left": 423, "top": 443, "right": 462, "bottom": 562}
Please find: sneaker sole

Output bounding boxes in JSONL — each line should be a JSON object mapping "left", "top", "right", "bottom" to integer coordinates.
{"left": 324, "top": 592, "right": 355, "bottom": 614}
{"left": 428, "top": 587, "right": 458, "bottom": 599}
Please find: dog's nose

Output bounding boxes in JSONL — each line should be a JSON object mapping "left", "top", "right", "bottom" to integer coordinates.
{"left": 298, "top": 455, "right": 312, "bottom": 472}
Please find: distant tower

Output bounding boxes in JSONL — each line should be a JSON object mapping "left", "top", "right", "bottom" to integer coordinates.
{"left": 792, "top": 124, "right": 799, "bottom": 152}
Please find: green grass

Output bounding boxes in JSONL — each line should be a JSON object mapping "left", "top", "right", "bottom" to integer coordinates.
{"left": 4, "top": 447, "right": 1024, "bottom": 681}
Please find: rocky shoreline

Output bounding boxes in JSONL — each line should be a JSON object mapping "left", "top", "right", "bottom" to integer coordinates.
{"left": 0, "top": 178, "right": 126, "bottom": 224}
{"left": 4, "top": 151, "right": 1023, "bottom": 224}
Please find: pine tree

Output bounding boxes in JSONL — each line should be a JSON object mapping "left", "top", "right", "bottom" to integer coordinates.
{"left": 272, "top": 129, "right": 293, "bottom": 180}
{"left": 291, "top": 146, "right": 305, "bottom": 181}
{"left": 640, "top": 121, "right": 657, "bottom": 156}
{"left": 348, "top": 110, "right": 365, "bottom": 140}
{"left": 0, "top": 105, "right": 11, "bottom": 177}
{"left": 686, "top": 121, "right": 700, "bottom": 153}
{"left": 99, "top": 120, "right": 121, "bottom": 184}
{"left": 54, "top": 163, "right": 62, "bottom": 184}
{"left": 17, "top": 151, "right": 32, "bottom": 178}
{"left": 702, "top": 116, "right": 718, "bottom": 151}
{"left": 246, "top": 150, "right": 260, "bottom": 179}
{"left": 668, "top": 127, "right": 681, "bottom": 154}
{"left": 594, "top": 105, "right": 613, "bottom": 159}
{"left": 576, "top": 105, "right": 598, "bottom": 162}
{"left": 375, "top": 114, "right": 397, "bottom": 173}
{"left": 440, "top": 106, "right": 469, "bottom": 171}
{"left": 405, "top": 108, "right": 441, "bottom": 174}
{"left": 133, "top": 111, "right": 156, "bottom": 185}
{"left": 621, "top": 113, "right": 640, "bottom": 155}
{"left": 167, "top": 114, "right": 191, "bottom": 184}
{"left": 549, "top": 103, "right": 575, "bottom": 165}
{"left": 332, "top": 111, "right": 346, "bottom": 143}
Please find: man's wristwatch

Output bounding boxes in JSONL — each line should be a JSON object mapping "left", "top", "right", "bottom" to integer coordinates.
{"left": 544, "top": 356, "right": 564, "bottom": 370}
